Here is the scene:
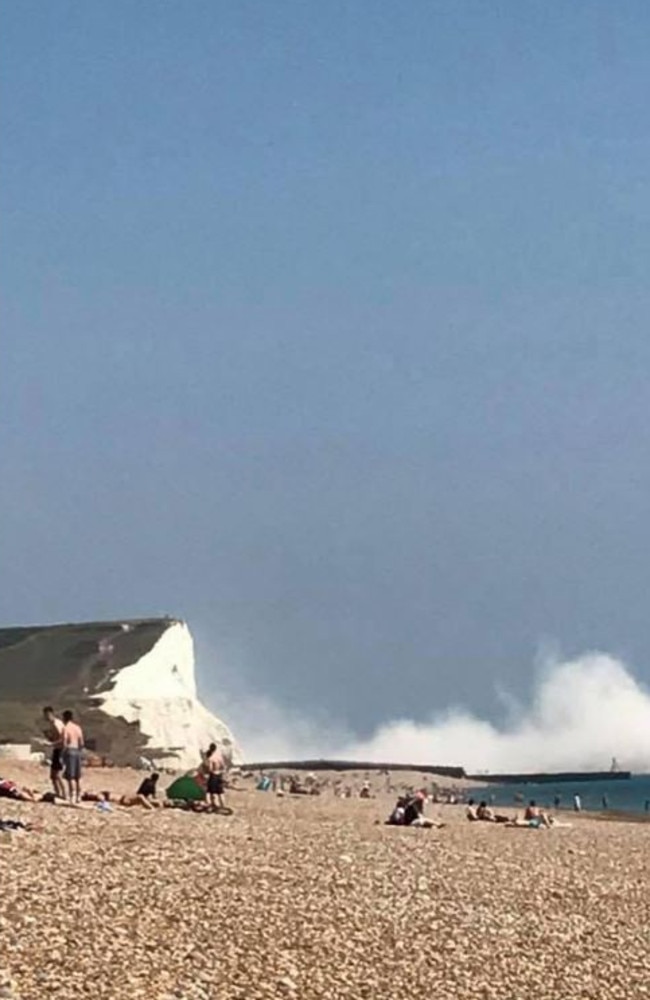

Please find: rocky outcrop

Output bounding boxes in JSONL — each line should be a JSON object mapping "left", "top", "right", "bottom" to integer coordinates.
{"left": 0, "top": 617, "right": 238, "bottom": 769}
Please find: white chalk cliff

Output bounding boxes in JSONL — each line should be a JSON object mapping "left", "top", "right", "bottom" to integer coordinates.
{"left": 99, "top": 621, "right": 239, "bottom": 770}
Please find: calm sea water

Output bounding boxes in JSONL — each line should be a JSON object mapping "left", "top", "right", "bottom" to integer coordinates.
{"left": 469, "top": 774, "right": 650, "bottom": 815}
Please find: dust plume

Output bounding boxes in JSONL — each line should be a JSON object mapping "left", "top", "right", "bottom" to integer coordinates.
{"left": 208, "top": 652, "right": 650, "bottom": 773}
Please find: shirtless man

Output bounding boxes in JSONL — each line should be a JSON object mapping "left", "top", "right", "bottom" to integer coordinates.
{"left": 204, "top": 743, "right": 226, "bottom": 812}
{"left": 62, "top": 710, "right": 84, "bottom": 804}
{"left": 42, "top": 706, "right": 66, "bottom": 798}
{"left": 523, "top": 800, "right": 552, "bottom": 828}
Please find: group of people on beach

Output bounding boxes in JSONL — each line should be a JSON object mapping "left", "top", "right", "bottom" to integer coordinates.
{"left": 379, "top": 789, "right": 574, "bottom": 830}
{"left": 42, "top": 706, "right": 85, "bottom": 803}
{"left": 1, "top": 713, "right": 617, "bottom": 827}
{"left": 0, "top": 707, "right": 233, "bottom": 816}
{"left": 251, "top": 769, "right": 569, "bottom": 831}
{"left": 465, "top": 797, "right": 561, "bottom": 828}
{"left": 0, "top": 706, "right": 89, "bottom": 807}
{"left": 385, "top": 791, "right": 445, "bottom": 828}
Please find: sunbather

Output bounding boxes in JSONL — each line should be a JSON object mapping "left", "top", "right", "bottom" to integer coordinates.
{"left": 0, "top": 778, "right": 37, "bottom": 802}
{"left": 476, "top": 800, "right": 494, "bottom": 821}
{"left": 386, "top": 792, "right": 444, "bottom": 829}
{"left": 135, "top": 772, "right": 162, "bottom": 807}
{"left": 474, "top": 800, "right": 511, "bottom": 823}
{"left": 0, "top": 817, "right": 39, "bottom": 832}
{"left": 81, "top": 776, "right": 162, "bottom": 810}
{"left": 523, "top": 800, "right": 552, "bottom": 828}
{"left": 504, "top": 801, "right": 554, "bottom": 828}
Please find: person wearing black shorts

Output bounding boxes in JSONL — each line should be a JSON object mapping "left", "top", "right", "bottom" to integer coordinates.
{"left": 137, "top": 773, "right": 160, "bottom": 801}
{"left": 207, "top": 771, "right": 224, "bottom": 798}
{"left": 42, "top": 706, "right": 65, "bottom": 799}
{"left": 51, "top": 746, "right": 63, "bottom": 778}
{"left": 204, "top": 743, "right": 226, "bottom": 811}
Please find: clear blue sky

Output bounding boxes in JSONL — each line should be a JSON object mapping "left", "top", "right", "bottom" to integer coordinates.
{"left": 3, "top": 1, "right": 650, "bottom": 734}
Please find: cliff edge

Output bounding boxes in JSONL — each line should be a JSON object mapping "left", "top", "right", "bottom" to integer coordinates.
{"left": 0, "top": 617, "right": 238, "bottom": 769}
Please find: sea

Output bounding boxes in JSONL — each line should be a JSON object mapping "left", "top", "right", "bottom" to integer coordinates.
{"left": 468, "top": 774, "right": 650, "bottom": 816}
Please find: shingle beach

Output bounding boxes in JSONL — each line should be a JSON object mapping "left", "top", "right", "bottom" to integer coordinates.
{"left": 0, "top": 764, "right": 648, "bottom": 1000}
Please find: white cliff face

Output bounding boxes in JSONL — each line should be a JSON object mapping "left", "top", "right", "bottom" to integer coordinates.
{"left": 99, "top": 621, "right": 239, "bottom": 770}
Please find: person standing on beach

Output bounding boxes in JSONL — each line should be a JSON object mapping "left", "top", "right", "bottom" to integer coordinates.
{"left": 204, "top": 742, "right": 226, "bottom": 812}
{"left": 42, "top": 706, "right": 65, "bottom": 799}
{"left": 62, "top": 710, "right": 84, "bottom": 804}
{"left": 573, "top": 793, "right": 582, "bottom": 812}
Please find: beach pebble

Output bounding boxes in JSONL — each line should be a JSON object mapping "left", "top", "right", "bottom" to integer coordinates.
{"left": 0, "top": 765, "right": 648, "bottom": 1000}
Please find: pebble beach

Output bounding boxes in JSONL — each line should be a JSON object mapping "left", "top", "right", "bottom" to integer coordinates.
{"left": 1, "top": 763, "right": 648, "bottom": 1000}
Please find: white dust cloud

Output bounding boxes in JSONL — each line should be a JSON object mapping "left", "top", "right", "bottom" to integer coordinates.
{"left": 210, "top": 652, "right": 650, "bottom": 773}
{"left": 216, "top": 689, "right": 351, "bottom": 763}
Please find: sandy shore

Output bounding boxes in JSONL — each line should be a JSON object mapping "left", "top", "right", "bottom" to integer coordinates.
{"left": 1, "top": 762, "right": 649, "bottom": 999}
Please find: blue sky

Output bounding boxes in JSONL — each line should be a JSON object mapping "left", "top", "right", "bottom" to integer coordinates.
{"left": 3, "top": 1, "right": 650, "bottom": 735}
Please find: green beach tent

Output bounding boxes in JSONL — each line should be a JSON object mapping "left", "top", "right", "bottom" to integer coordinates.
{"left": 166, "top": 772, "right": 206, "bottom": 802}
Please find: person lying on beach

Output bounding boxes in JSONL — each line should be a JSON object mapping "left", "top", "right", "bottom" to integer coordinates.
{"left": 39, "top": 791, "right": 73, "bottom": 805}
{"left": 0, "top": 778, "right": 38, "bottom": 802}
{"left": 0, "top": 817, "right": 41, "bottom": 832}
{"left": 506, "top": 816, "right": 552, "bottom": 829}
{"left": 80, "top": 780, "right": 163, "bottom": 810}
{"left": 116, "top": 792, "right": 160, "bottom": 810}
{"left": 81, "top": 790, "right": 113, "bottom": 804}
